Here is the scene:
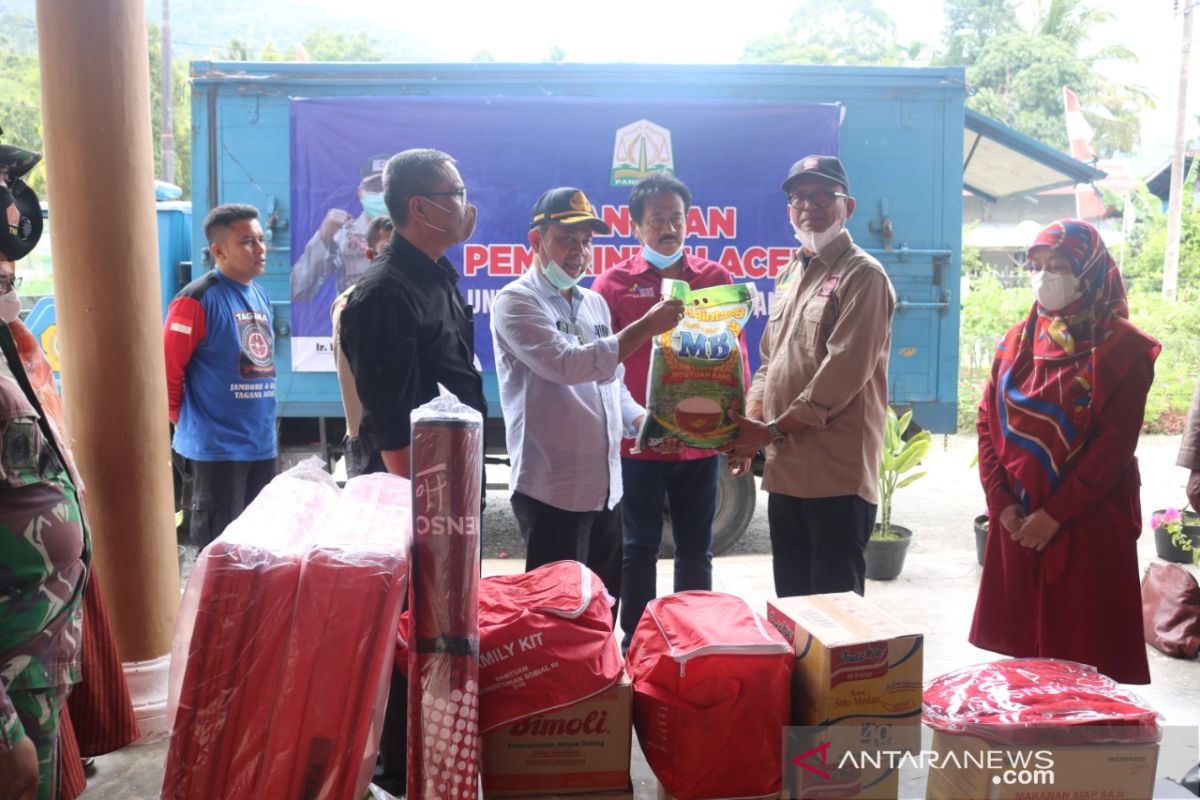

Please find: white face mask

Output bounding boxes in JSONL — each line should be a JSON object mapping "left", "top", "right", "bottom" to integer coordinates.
{"left": 794, "top": 203, "right": 847, "bottom": 253}
{"left": 0, "top": 289, "right": 19, "bottom": 324}
{"left": 1031, "top": 270, "right": 1082, "bottom": 312}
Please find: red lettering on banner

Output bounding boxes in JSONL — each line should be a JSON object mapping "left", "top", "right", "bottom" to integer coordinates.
{"left": 464, "top": 244, "right": 488, "bottom": 277}
{"left": 706, "top": 207, "right": 737, "bottom": 239}
{"left": 718, "top": 246, "right": 744, "bottom": 277}
{"left": 769, "top": 247, "right": 793, "bottom": 277}
{"left": 600, "top": 205, "right": 631, "bottom": 238}
{"left": 690, "top": 245, "right": 709, "bottom": 260}
{"left": 742, "top": 247, "right": 768, "bottom": 279}
{"left": 514, "top": 245, "right": 535, "bottom": 274}
{"left": 492, "top": 246, "right": 514, "bottom": 276}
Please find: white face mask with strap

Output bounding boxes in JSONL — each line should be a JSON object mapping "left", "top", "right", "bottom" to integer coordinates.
{"left": 1031, "top": 270, "right": 1082, "bottom": 312}
{"left": 0, "top": 288, "right": 20, "bottom": 323}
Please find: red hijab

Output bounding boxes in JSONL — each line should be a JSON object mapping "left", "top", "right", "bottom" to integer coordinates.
{"left": 986, "top": 219, "right": 1159, "bottom": 508}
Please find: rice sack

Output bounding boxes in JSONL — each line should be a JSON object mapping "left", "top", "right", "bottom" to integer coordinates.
{"left": 635, "top": 278, "right": 755, "bottom": 451}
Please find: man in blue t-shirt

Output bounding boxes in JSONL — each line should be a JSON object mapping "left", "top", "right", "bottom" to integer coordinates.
{"left": 164, "top": 204, "right": 277, "bottom": 547}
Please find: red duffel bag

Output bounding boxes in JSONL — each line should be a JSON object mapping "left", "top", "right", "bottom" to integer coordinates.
{"left": 477, "top": 560, "right": 623, "bottom": 733}
{"left": 627, "top": 591, "right": 793, "bottom": 800}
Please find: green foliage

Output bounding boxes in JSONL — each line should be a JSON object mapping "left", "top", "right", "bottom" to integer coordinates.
{"left": 958, "top": 274, "right": 1200, "bottom": 435}
{"left": 301, "top": 27, "right": 382, "bottom": 62}
{"left": 875, "top": 408, "right": 932, "bottom": 538}
{"left": 741, "top": 0, "right": 922, "bottom": 66}
{"left": 1119, "top": 161, "right": 1200, "bottom": 294}
{"left": 940, "top": 0, "right": 1019, "bottom": 66}
{"left": 0, "top": 13, "right": 45, "bottom": 197}
{"left": 939, "top": 0, "right": 1149, "bottom": 156}
{"left": 147, "top": 22, "right": 191, "bottom": 196}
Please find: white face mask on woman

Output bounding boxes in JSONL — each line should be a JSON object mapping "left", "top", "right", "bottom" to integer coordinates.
{"left": 1031, "top": 270, "right": 1082, "bottom": 312}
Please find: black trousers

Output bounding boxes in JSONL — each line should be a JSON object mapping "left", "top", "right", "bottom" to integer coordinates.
{"left": 767, "top": 492, "right": 876, "bottom": 597}
{"left": 511, "top": 491, "right": 623, "bottom": 618}
{"left": 183, "top": 457, "right": 276, "bottom": 549}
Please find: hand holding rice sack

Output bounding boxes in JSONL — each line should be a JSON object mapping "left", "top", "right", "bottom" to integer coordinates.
{"left": 634, "top": 279, "right": 756, "bottom": 452}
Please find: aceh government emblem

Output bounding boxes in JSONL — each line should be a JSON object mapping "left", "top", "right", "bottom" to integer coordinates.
{"left": 610, "top": 119, "right": 675, "bottom": 187}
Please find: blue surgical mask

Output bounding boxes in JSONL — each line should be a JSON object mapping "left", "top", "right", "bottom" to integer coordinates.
{"left": 362, "top": 192, "right": 388, "bottom": 219}
{"left": 542, "top": 259, "right": 582, "bottom": 291}
{"left": 642, "top": 245, "right": 683, "bottom": 270}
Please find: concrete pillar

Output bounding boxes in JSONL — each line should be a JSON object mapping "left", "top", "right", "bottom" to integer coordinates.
{"left": 35, "top": 0, "right": 179, "bottom": 724}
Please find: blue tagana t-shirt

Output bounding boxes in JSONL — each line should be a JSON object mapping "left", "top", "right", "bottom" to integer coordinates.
{"left": 164, "top": 269, "right": 277, "bottom": 461}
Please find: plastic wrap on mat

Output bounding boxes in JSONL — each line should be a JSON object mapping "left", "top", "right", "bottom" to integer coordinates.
{"left": 626, "top": 591, "right": 793, "bottom": 800}
{"left": 162, "top": 459, "right": 413, "bottom": 800}
{"left": 407, "top": 387, "right": 484, "bottom": 800}
{"left": 256, "top": 472, "right": 412, "bottom": 799}
{"left": 922, "top": 658, "right": 1161, "bottom": 746}
{"left": 161, "top": 458, "right": 339, "bottom": 800}
{"left": 478, "top": 560, "right": 622, "bottom": 733}
{"left": 635, "top": 278, "right": 755, "bottom": 452}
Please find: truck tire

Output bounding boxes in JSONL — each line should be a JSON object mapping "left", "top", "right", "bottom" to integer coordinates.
{"left": 659, "top": 456, "right": 756, "bottom": 558}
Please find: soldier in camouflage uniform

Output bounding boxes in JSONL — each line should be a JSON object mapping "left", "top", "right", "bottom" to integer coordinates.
{"left": 0, "top": 136, "right": 89, "bottom": 800}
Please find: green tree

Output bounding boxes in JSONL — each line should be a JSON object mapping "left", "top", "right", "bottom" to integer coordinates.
{"left": 148, "top": 22, "right": 192, "bottom": 197}
{"left": 547, "top": 46, "right": 566, "bottom": 63}
{"left": 943, "top": 0, "right": 1150, "bottom": 156}
{"left": 223, "top": 37, "right": 252, "bottom": 61}
{"left": 301, "top": 27, "right": 382, "bottom": 62}
{"left": 0, "top": 14, "right": 46, "bottom": 197}
{"left": 940, "top": 0, "right": 1019, "bottom": 67}
{"left": 260, "top": 40, "right": 285, "bottom": 61}
{"left": 741, "top": 0, "right": 922, "bottom": 66}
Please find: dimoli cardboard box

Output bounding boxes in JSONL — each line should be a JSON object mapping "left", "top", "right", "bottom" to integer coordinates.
{"left": 482, "top": 671, "right": 631, "bottom": 797}
{"left": 766, "top": 593, "right": 923, "bottom": 747}
{"left": 924, "top": 730, "right": 1158, "bottom": 800}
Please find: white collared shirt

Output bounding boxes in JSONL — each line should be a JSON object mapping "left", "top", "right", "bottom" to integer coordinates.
{"left": 490, "top": 267, "right": 644, "bottom": 512}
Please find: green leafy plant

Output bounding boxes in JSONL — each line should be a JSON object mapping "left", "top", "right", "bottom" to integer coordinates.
{"left": 874, "top": 407, "right": 933, "bottom": 540}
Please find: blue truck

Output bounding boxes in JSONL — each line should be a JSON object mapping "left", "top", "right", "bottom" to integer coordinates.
{"left": 35, "top": 62, "right": 1101, "bottom": 551}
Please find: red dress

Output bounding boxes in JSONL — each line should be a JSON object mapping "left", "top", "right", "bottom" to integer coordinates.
{"left": 970, "top": 219, "right": 1159, "bottom": 685}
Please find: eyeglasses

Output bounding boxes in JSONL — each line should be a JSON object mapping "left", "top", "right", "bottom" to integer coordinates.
{"left": 0, "top": 276, "right": 22, "bottom": 293}
{"left": 787, "top": 190, "right": 848, "bottom": 209}
{"left": 420, "top": 188, "right": 469, "bottom": 204}
{"left": 643, "top": 214, "right": 685, "bottom": 231}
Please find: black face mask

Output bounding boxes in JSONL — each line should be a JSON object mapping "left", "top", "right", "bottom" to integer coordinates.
{"left": 0, "top": 178, "right": 42, "bottom": 260}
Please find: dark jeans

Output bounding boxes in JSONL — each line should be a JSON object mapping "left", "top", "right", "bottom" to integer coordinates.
{"left": 767, "top": 492, "right": 876, "bottom": 597}
{"left": 182, "top": 457, "right": 276, "bottom": 549}
{"left": 619, "top": 457, "right": 717, "bottom": 645}
{"left": 511, "top": 491, "right": 623, "bottom": 619}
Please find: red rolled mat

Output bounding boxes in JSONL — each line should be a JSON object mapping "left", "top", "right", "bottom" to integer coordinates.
{"left": 407, "top": 404, "right": 483, "bottom": 800}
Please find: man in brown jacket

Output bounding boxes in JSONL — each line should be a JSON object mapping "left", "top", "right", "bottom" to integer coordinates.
{"left": 1177, "top": 377, "right": 1200, "bottom": 511}
{"left": 725, "top": 155, "right": 895, "bottom": 597}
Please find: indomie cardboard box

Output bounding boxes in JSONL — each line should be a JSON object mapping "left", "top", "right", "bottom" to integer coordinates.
{"left": 924, "top": 730, "right": 1158, "bottom": 800}
{"left": 496, "top": 785, "right": 634, "bottom": 800}
{"left": 766, "top": 593, "right": 923, "bottom": 752}
{"left": 482, "top": 671, "right": 631, "bottom": 797}
{"left": 786, "top": 719, "right": 903, "bottom": 800}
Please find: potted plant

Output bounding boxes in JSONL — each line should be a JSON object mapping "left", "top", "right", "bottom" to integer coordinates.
{"left": 865, "top": 407, "right": 932, "bottom": 581}
{"left": 1150, "top": 507, "right": 1200, "bottom": 564}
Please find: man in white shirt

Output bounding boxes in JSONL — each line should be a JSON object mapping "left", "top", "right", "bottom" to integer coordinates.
{"left": 490, "top": 187, "right": 682, "bottom": 608}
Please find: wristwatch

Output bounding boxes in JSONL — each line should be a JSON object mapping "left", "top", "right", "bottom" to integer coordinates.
{"left": 765, "top": 419, "right": 787, "bottom": 445}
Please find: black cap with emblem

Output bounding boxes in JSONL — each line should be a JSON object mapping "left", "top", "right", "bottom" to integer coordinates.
{"left": 529, "top": 187, "right": 611, "bottom": 234}
{"left": 0, "top": 127, "right": 43, "bottom": 261}
{"left": 781, "top": 154, "right": 850, "bottom": 195}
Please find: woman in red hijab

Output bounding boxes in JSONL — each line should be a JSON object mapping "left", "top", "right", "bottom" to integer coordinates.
{"left": 971, "top": 219, "right": 1159, "bottom": 684}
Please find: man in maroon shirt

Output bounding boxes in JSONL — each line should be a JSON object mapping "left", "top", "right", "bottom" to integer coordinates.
{"left": 593, "top": 175, "right": 738, "bottom": 650}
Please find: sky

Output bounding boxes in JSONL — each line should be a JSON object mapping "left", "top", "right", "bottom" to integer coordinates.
{"left": 317, "top": 0, "right": 1197, "bottom": 175}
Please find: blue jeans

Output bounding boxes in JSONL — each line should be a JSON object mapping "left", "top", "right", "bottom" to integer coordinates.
{"left": 619, "top": 456, "right": 718, "bottom": 645}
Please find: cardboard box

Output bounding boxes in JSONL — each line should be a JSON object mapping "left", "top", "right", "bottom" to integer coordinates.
{"left": 766, "top": 592, "right": 923, "bottom": 749}
{"left": 785, "top": 721, "right": 902, "bottom": 800}
{"left": 482, "top": 671, "right": 631, "bottom": 797}
{"left": 925, "top": 730, "right": 1158, "bottom": 800}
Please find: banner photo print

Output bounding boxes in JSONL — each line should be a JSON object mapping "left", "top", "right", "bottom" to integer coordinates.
{"left": 289, "top": 96, "right": 841, "bottom": 372}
